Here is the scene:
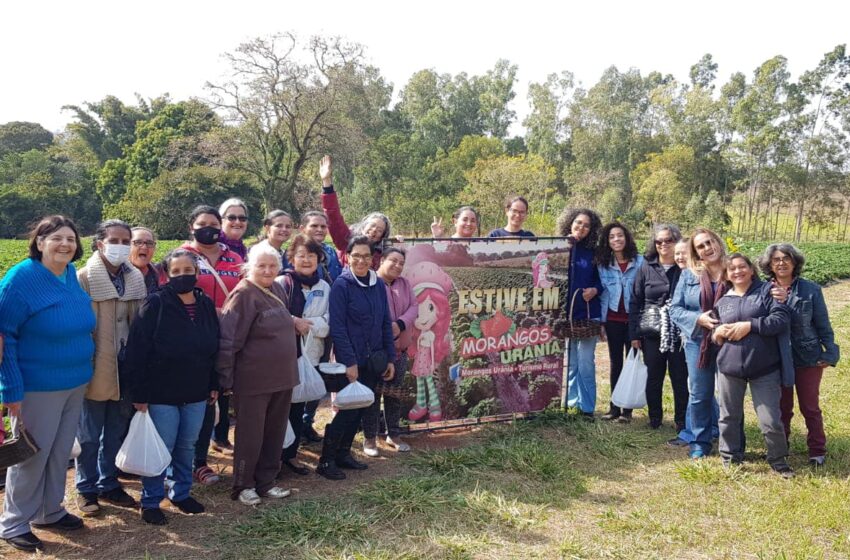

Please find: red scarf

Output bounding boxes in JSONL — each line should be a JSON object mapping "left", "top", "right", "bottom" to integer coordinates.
{"left": 697, "top": 269, "right": 727, "bottom": 369}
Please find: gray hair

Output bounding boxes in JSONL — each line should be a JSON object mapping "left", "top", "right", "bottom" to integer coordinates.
{"left": 352, "top": 212, "right": 391, "bottom": 245}
{"left": 758, "top": 243, "right": 805, "bottom": 279}
{"left": 243, "top": 242, "right": 282, "bottom": 275}
{"left": 219, "top": 198, "right": 248, "bottom": 217}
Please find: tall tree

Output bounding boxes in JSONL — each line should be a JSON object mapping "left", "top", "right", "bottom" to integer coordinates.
{"left": 205, "top": 32, "right": 391, "bottom": 213}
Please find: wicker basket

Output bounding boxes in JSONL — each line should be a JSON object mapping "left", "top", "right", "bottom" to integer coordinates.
{"left": 564, "top": 289, "right": 602, "bottom": 339}
{"left": 0, "top": 422, "right": 39, "bottom": 469}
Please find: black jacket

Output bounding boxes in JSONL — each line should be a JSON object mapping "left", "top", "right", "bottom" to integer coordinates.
{"left": 628, "top": 259, "right": 681, "bottom": 341}
{"left": 125, "top": 286, "right": 220, "bottom": 405}
{"left": 714, "top": 279, "right": 792, "bottom": 381}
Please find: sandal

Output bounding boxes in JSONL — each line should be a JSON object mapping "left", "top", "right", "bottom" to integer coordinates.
{"left": 193, "top": 465, "right": 220, "bottom": 486}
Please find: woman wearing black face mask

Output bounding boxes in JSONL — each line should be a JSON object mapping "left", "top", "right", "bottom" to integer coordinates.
{"left": 180, "top": 205, "right": 244, "bottom": 482}
{"left": 124, "top": 249, "right": 220, "bottom": 525}
{"left": 181, "top": 205, "right": 244, "bottom": 311}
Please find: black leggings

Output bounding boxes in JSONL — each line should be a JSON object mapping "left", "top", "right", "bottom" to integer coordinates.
{"left": 605, "top": 321, "right": 632, "bottom": 415}
{"left": 642, "top": 337, "right": 689, "bottom": 426}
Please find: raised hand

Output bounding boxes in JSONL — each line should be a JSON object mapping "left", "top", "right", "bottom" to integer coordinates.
{"left": 320, "top": 155, "right": 333, "bottom": 187}
{"left": 431, "top": 216, "right": 444, "bottom": 237}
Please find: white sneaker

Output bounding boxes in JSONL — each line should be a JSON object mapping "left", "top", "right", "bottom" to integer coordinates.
{"left": 363, "top": 438, "right": 380, "bottom": 457}
{"left": 238, "top": 488, "right": 261, "bottom": 506}
{"left": 264, "top": 486, "right": 291, "bottom": 499}
{"left": 386, "top": 436, "right": 411, "bottom": 452}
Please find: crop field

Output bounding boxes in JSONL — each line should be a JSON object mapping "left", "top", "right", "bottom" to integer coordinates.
{"left": 2, "top": 239, "right": 850, "bottom": 285}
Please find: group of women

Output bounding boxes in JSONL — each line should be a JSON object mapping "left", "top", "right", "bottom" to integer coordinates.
{"left": 561, "top": 209, "right": 838, "bottom": 479}
{"left": 0, "top": 155, "right": 839, "bottom": 553}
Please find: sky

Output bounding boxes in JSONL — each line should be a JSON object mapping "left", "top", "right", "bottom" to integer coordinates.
{"left": 2, "top": 0, "right": 848, "bottom": 134}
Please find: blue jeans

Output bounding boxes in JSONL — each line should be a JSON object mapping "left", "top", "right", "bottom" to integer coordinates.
{"left": 681, "top": 342, "right": 719, "bottom": 455}
{"left": 75, "top": 398, "right": 132, "bottom": 495}
{"left": 141, "top": 401, "right": 206, "bottom": 509}
{"left": 566, "top": 337, "right": 598, "bottom": 414}
{"left": 676, "top": 399, "right": 720, "bottom": 443}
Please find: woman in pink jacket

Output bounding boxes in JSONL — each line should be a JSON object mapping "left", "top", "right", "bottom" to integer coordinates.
{"left": 361, "top": 247, "right": 418, "bottom": 455}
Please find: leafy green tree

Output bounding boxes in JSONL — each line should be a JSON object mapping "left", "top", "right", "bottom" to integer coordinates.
{"left": 0, "top": 122, "right": 53, "bottom": 156}
{"left": 108, "top": 166, "right": 259, "bottom": 238}
{"left": 97, "top": 100, "right": 220, "bottom": 205}
{"left": 461, "top": 154, "right": 555, "bottom": 231}
{"left": 63, "top": 95, "right": 170, "bottom": 164}
{"left": 632, "top": 145, "right": 695, "bottom": 224}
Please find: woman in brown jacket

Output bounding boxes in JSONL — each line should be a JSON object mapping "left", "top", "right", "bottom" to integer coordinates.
{"left": 217, "top": 244, "right": 299, "bottom": 505}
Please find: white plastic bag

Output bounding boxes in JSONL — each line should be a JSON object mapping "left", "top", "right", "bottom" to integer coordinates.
{"left": 611, "top": 348, "right": 648, "bottom": 409}
{"left": 283, "top": 420, "right": 295, "bottom": 449}
{"left": 115, "top": 411, "right": 171, "bottom": 477}
{"left": 292, "top": 333, "right": 327, "bottom": 403}
{"left": 70, "top": 438, "right": 81, "bottom": 460}
{"left": 335, "top": 380, "right": 375, "bottom": 410}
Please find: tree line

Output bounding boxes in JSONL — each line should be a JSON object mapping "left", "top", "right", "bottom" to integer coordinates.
{"left": 1, "top": 34, "right": 848, "bottom": 241}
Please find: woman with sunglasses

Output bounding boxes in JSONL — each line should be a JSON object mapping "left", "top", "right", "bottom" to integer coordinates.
{"left": 219, "top": 198, "right": 250, "bottom": 260}
{"left": 629, "top": 225, "right": 689, "bottom": 430}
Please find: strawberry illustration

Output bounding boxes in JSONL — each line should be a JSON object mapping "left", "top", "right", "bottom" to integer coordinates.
{"left": 480, "top": 310, "right": 513, "bottom": 338}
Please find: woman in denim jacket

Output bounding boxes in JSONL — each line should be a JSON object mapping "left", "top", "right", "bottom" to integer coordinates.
{"left": 759, "top": 243, "right": 839, "bottom": 467}
{"left": 669, "top": 228, "right": 726, "bottom": 459}
{"left": 597, "top": 222, "right": 643, "bottom": 423}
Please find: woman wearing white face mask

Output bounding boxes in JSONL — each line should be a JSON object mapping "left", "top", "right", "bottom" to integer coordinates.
{"left": 75, "top": 219, "right": 148, "bottom": 516}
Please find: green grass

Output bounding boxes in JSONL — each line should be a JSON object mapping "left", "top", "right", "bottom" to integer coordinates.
{"left": 216, "top": 290, "right": 850, "bottom": 559}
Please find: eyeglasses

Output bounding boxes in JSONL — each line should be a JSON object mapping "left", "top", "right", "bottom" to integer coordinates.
{"left": 225, "top": 215, "right": 248, "bottom": 222}
{"left": 350, "top": 253, "right": 372, "bottom": 262}
{"left": 771, "top": 256, "right": 793, "bottom": 265}
{"left": 132, "top": 240, "right": 156, "bottom": 248}
{"left": 694, "top": 241, "right": 714, "bottom": 251}
{"left": 654, "top": 238, "right": 674, "bottom": 246}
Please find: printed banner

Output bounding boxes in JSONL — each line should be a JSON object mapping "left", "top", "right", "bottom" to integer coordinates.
{"left": 390, "top": 237, "right": 571, "bottom": 428}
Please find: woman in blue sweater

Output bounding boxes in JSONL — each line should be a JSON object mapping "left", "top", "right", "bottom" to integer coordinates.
{"left": 557, "top": 208, "right": 603, "bottom": 419}
{"left": 0, "top": 216, "right": 96, "bottom": 553}
{"left": 320, "top": 236, "right": 396, "bottom": 480}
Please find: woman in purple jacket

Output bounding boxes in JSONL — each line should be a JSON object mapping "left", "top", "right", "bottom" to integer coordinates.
{"left": 361, "top": 248, "right": 418, "bottom": 455}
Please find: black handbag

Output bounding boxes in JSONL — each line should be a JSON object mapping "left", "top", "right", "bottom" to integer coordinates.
{"left": 638, "top": 305, "right": 663, "bottom": 337}
{"left": 0, "top": 420, "right": 40, "bottom": 469}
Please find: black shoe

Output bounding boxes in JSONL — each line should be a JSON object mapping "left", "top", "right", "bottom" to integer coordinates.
{"left": 76, "top": 492, "right": 101, "bottom": 517}
{"left": 772, "top": 463, "right": 796, "bottom": 479}
{"left": 616, "top": 412, "right": 632, "bottom": 424}
{"left": 3, "top": 532, "right": 44, "bottom": 552}
{"left": 666, "top": 437, "right": 689, "bottom": 447}
{"left": 809, "top": 456, "right": 825, "bottom": 468}
{"left": 99, "top": 487, "right": 137, "bottom": 508}
{"left": 141, "top": 508, "right": 167, "bottom": 525}
{"left": 302, "top": 426, "right": 323, "bottom": 443}
{"left": 316, "top": 461, "right": 346, "bottom": 480}
{"left": 336, "top": 454, "right": 368, "bottom": 470}
{"left": 581, "top": 412, "right": 595, "bottom": 422}
{"left": 32, "top": 513, "right": 84, "bottom": 531}
{"left": 283, "top": 460, "right": 310, "bottom": 476}
{"left": 648, "top": 419, "right": 662, "bottom": 429}
{"left": 601, "top": 410, "right": 620, "bottom": 421}
{"left": 171, "top": 496, "right": 205, "bottom": 514}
